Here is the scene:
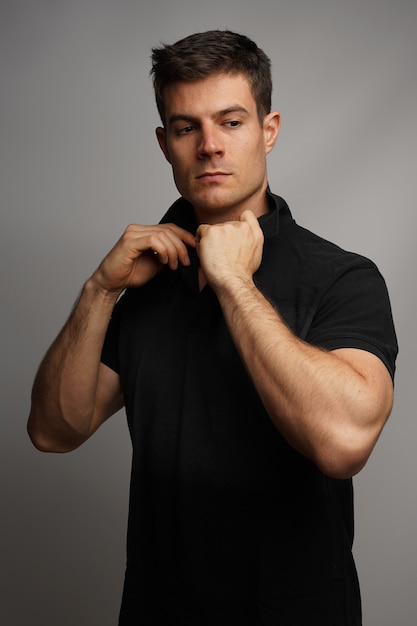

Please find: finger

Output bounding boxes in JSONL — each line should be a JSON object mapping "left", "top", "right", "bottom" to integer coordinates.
{"left": 151, "top": 224, "right": 195, "bottom": 267}
{"left": 125, "top": 225, "right": 194, "bottom": 269}
{"left": 195, "top": 223, "right": 210, "bottom": 243}
{"left": 161, "top": 227, "right": 196, "bottom": 268}
{"left": 240, "top": 210, "right": 264, "bottom": 245}
{"left": 240, "top": 209, "right": 258, "bottom": 227}
{"left": 124, "top": 223, "right": 195, "bottom": 250}
{"left": 146, "top": 232, "right": 178, "bottom": 269}
{"left": 164, "top": 223, "right": 197, "bottom": 249}
{"left": 148, "top": 230, "right": 191, "bottom": 270}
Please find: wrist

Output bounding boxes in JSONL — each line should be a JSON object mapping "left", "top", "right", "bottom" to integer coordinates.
{"left": 213, "top": 272, "right": 256, "bottom": 298}
{"left": 83, "top": 275, "right": 122, "bottom": 304}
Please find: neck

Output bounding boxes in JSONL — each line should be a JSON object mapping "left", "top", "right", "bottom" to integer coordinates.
{"left": 193, "top": 191, "right": 271, "bottom": 225}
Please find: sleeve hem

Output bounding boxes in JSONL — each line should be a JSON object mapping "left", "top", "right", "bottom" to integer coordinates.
{"left": 317, "top": 337, "right": 396, "bottom": 380}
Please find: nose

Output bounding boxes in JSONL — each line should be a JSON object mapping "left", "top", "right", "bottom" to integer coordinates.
{"left": 197, "top": 123, "right": 224, "bottom": 159}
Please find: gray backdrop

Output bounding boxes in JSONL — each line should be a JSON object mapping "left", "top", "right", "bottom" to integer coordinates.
{"left": 1, "top": 1, "right": 416, "bottom": 624}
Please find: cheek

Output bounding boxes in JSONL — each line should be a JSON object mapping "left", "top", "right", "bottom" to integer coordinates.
{"left": 170, "top": 156, "right": 187, "bottom": 180}
{"left": 169, "top": 158, "right": 191, "bottom": 195}
{"left": 244, "top": 142, "right": 266, "bottom": 172}
{"left": 242, "top": 134, "right": 264, "bottom": 157}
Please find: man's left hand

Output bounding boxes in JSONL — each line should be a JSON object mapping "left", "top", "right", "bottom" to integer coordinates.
{"left": 195, "top": 210, "right": 264, "bottom": 291}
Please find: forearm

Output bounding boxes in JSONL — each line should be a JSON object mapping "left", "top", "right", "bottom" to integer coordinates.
{"left": 28, "top": 221, "right": 195, "bottom": 452}
{"left": 215, "top": 276, "right": 391, "bottom": 478}
{"left": 28, "top": 278, "right": 120, "bottom": 451}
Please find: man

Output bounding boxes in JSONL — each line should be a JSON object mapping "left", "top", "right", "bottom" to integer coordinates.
{"left": 28, "top": 30, "right": 397, "bottom": 625}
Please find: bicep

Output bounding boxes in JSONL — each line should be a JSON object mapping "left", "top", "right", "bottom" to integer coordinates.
{"left": 332, "top": 347, "right": 394, "bottom": 427}
{"left": 90, "top": 362, "right": 125, "bottom": 435}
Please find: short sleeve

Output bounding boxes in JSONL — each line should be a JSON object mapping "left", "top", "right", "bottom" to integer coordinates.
{"left": 306, "top": 264, "right": 398, "bottom": 379}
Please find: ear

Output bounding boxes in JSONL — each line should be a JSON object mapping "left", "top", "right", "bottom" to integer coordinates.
{"left": 155, "top": 126, "right": 171, "bottom": 163}
{"left": 263, "top": 111, "right": 281, "bottom": 155}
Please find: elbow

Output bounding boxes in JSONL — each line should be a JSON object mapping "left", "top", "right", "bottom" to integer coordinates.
{"left": 313, "top": 427, "right": 381, "bottom": 479}
{"left": 27, "top": 411, "right": 85, "bottom": 453}
{"left": 313, "top": 391, "right": 394, "bottom": 479}
{"left": 27, "top": 411, "right": 49, "bottom": 452}
{"left": 28, "top": 431, "right": 58, "bottom": 453}
{"left": 27, "top": 421, "right": 67, "bottom": 453}
{"left": 27, "top": 421, "right": 58, "bottom": 452}
{"left": 315, "top": 450, "right": 369, "bottom": 480}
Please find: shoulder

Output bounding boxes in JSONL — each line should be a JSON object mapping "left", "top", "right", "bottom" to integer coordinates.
{"left": 264, "top": 191, "right": 376, "bottom": 279}
{"left": 258, "top": 194, "right": 398, "bottom": 377}
{"left": 262, "top": 213, "right": 379, "bottom": 297}
{"left": 288, "top": 221, "right": 377, "bottom": 276}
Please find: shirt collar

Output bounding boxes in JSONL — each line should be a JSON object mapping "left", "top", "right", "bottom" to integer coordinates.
{"left": 159, "top": 188, "right": 293, "bottom": 239}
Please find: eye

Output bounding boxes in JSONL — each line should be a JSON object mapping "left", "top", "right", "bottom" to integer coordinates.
{"left": 224, "top": 120, "right": 241, "bottom": 129}
{"left": 176, "top": 124, "right": 196, "bottom": 135}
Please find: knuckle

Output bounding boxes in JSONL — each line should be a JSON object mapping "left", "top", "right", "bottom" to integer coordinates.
{"left": 125, "top": 223, "right": 140, "bottom": 232}
{"left": 148, "top": 233, "right": 162, "bottom": 249}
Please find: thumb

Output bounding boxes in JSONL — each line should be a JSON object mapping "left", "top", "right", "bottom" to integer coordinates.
{"left": 240, "top": 209, "right": 257, "bottom": 224}
{"left": 240, "top": 210, "right": 263, "bottom": 239}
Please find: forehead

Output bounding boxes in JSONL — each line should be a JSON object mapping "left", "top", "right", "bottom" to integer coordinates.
{"left": 163, "top": 72, "right": 256, "bottom": 121}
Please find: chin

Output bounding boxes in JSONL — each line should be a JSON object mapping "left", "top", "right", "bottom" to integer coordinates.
{"left": 192, "top": 190, "right": 240, "bottom": 211}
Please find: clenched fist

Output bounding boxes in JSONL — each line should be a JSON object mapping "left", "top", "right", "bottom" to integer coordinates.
{"left": 195, "top": 210, "right": 264, "bottom": 291}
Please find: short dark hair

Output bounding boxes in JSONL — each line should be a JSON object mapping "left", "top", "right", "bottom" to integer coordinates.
{"left": 150, "top": 30, "right": 272, "bottom": 126}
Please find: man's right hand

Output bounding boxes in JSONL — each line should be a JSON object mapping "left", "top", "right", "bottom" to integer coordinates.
{"left": 92, "top": 223, "right": 196, "bottom": 294}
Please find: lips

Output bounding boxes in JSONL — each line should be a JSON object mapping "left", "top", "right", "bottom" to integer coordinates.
{"left": 196, "top": 171, "right": 230, "bottom": 182}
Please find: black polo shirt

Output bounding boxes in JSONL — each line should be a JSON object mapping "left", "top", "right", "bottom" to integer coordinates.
{"left": 102, "top": 191, "right": 397, "bottom": 625}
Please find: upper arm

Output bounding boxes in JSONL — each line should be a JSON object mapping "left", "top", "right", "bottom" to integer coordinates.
{"left": 28, "top": 363, "right": 124, "bottom": 453}
{"left": 311, "top": 347, "right": 395, "bottom": 478}
{"left": 332, "top": 347, "right": 394, "bottom": 430}
{"left": 89, "top": 362, "right": 125, "bottom": 435}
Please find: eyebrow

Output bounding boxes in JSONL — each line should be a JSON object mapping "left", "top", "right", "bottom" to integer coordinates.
{"left": 168, "top": 106, "right": 251, "bottom": 127}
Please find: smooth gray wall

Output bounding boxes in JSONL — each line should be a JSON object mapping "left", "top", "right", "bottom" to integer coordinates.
{"left": 1, "top": 1, "right": 416, "bottom": 624}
